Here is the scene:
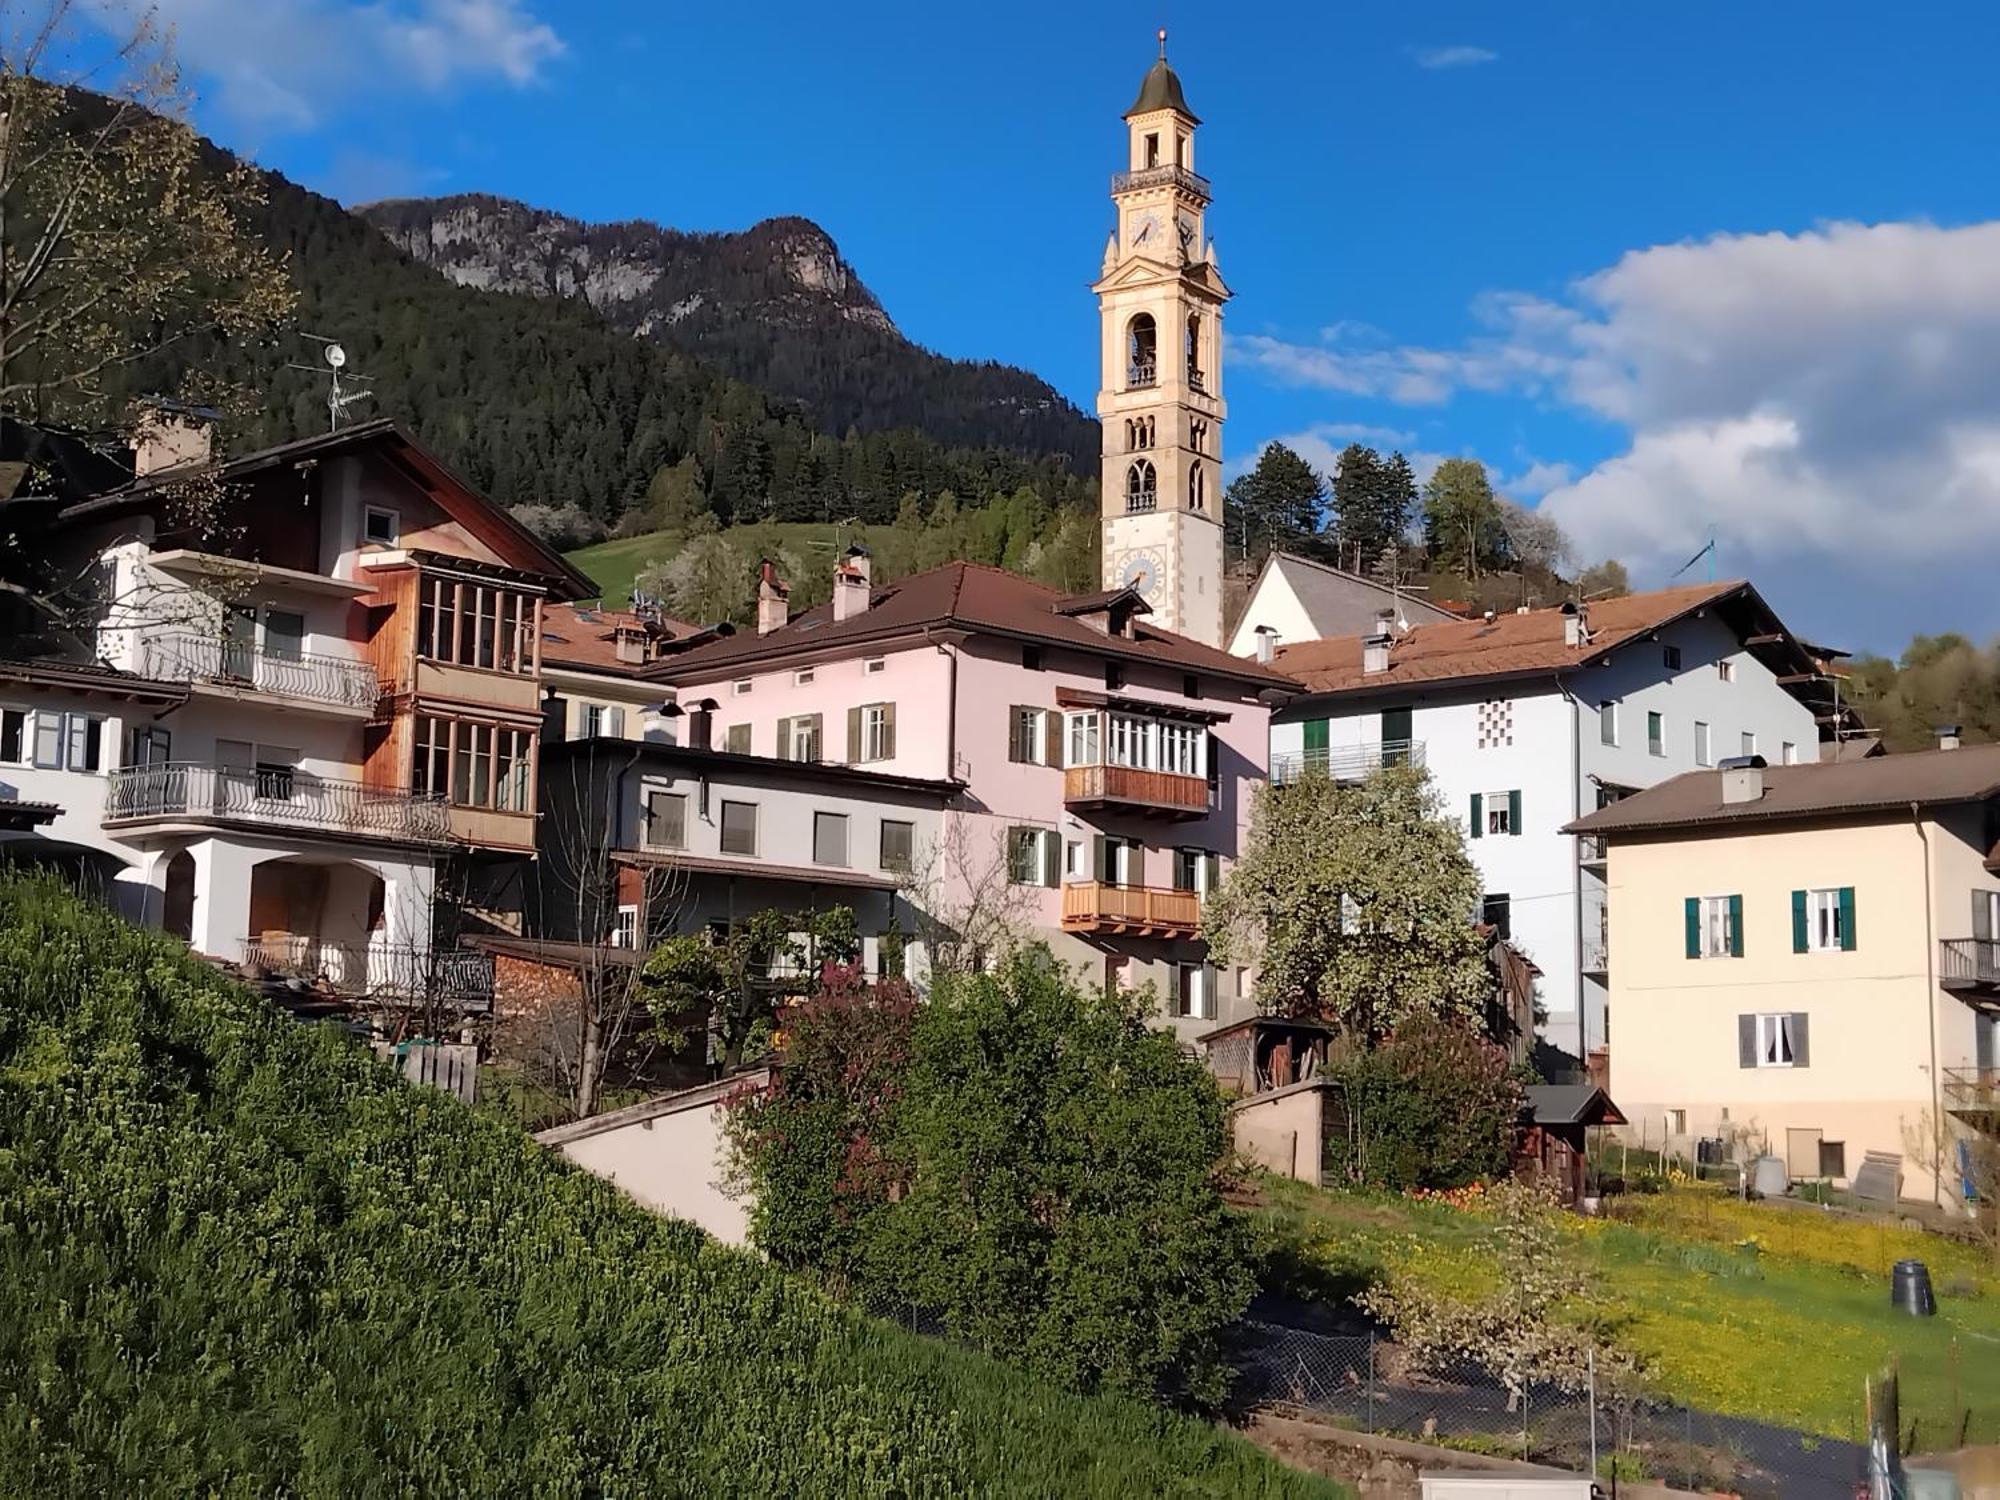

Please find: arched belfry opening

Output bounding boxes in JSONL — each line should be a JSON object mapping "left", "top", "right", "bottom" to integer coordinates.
{"left": 1126, "top": 459, "right": 1157, "bottom": 513}
{"left": 1126, "top": 314, "right": 1157, "bottom": 388}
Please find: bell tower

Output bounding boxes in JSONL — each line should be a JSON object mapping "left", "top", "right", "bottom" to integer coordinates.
{"left": 1095, "top": 31, "right": 1230, "bottom": 647}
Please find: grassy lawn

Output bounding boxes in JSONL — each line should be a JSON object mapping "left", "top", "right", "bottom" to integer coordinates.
{"left": 1254, "top": 1177, "right": 2000, "bottom": 1444}
{"left": 567, "top": 521, "right": 922, "bottom": 609}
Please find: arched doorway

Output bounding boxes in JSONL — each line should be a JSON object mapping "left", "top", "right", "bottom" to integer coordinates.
{"left": 162, "top": 850, "right": 194, "bottom": 942}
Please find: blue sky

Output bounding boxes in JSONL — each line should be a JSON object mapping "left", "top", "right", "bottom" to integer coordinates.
{"left": 125, "top": 1, "right": 2000, "bottom": 654}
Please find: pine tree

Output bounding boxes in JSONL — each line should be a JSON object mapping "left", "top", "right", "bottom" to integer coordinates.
{"left": 1225, "top": 442, "right": 1325, "bottom": 564}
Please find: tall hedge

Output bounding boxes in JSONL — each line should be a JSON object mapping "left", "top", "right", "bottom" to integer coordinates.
{"left": 0, "top": 879, "right": 1336, "bottom": 1498}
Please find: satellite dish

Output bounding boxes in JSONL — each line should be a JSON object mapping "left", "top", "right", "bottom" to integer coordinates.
{"left": 324, "top": 343, "right": 347, "bottom": 369}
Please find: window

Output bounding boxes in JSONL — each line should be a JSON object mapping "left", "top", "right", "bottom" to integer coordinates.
{"left": 853, "top": 703, "right": 894, "bottom": 762}
{"left": 363, "top": 506, "right": 398, "bottom": 545}
{"left": 1022, "top": 645, "right": 1044, "bottom": 672}
{"left": 1694, "top": 721, "right": 1712, "bottom": 767}
{"left": 1008, "top": 706, "right": 1056, "bottom": 766}
{"left": 609, "top": 906, "right": 639, "bottom": 950}
{"left": 1104, "top": 660, "right": 1126, "bottom": 690}
{"left": 1174, "top": 963, "right": 1215, "bottom": 1021}
{"left": 1665, "top": 1108, "right": 1688, "bottom": 1137}
{"left": 1687, "top": 894, "right": 1743, "bottom": 959}
{"left": 879, "top": 819, "right": 914, "bottom": 873}
{"left": 732, "top": 679, "right": 753, "bottom": 696}
{"left": 1190, "top": 418, "right": 1208, "bottom": 454}
{"left": 1482, "top": 893, "right": 1512, "bottom": 940}
{"left": 1781, "top": 741, "right": 1798, "bottom": 765}
{"left": 781, "top": 714, "right": 822, "bottom": 762}
{"left": 793, "top": 668, "right": 815, "bottom": 686}
{"left": 1747, "top": 1012, "right": 1806, "bottom": 1068}
{"left": 1717, "top": 659, "right": 1736, "bottom": 683}
{"left": 1599, "top": 701, "right": 1618, "bottom": 747}
{"left": 864, "top": 657, "right": 887, "bottom": 676}
{"left": 1066, "top": 710, "right": 1101, "bottom": 767}
{"left": 1124, "top": 459, "right": 1157, "bottom": 513}
{"left": 719, "top": 800, "right": 757, "bottom": 856}
{"left": 724, "top": 724, "right": 752, "bottom": 755}
{"left": 1468, "top": 790, "right": 1520, "bottom": 838}
{"left": 813, "top": 811, "right": 849, "bottom": 867}
{"left": 1183, "top": 673, "right": 1200, "bottom": 699}
{"left": 263, "top": 609, "right": 305, "bottom": 662}
{"left": 1663, "top": 645, "right": 1683, "bottom": 670}
{"left": 1189, "top": 464, "right": 1206, "bottom": 512}
{"left": 1741, "top": 731, "right": 1757, "bottom": 758}
{"left": 1173, "top": 847, "right": 1220, "bottom": 894}
{"left": 0, "top": 707, "right": 24, "bottom": 764}
{"left": 416, "top": 576, "right": 532, "bottom": 673}
{"left": 1795, "top": 887, "right": 1855, "bottom": 953}
{"left": 644, "top": 790, "right": 686, "bottom": 850}
{"left": 31, "top": 711, "right": 105, "bottom": 772}
{"left": 1647, "top": 711, "right": 1665, "bottom": 757}
{"left": 412, "top": 715, "right": 533, "bottom": 810}
{"left": 1007, "top": 826, "right": 1059, "bottom": 887}
{"left": 1064, "top": 838, "right": 1085, "bottom": 878}
{"left": 583, "top": 703, "right": 628, "bottom": 739}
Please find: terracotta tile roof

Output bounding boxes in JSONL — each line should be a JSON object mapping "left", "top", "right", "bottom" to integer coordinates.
{"left": 1275, "top": 580, "right": 1772, "bottom": 697}
{"left": 540, "top": 602, "right": 703, "bottom": 675}
{"left": 643, "top": 560, "right": 1295, "bottom": 689}
{"left": 1564, "top": 742, "right": 2000, "bottom": 837}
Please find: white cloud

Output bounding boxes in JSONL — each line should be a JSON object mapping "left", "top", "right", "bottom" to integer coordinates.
{"left": 100, "top": 0, "right": 564, "bottom": 128}
{"left": 1223, "top": 423, "right": 1418, "bottom": 481}
{"left": 1241, "top": 219, "right": 2000, "bottom": 643}
{"left": 1496, "top": 458, "right": 1574, "bottom": 498}
{"left": 1412, "top": 45, "right": 1498, "bottom": 70}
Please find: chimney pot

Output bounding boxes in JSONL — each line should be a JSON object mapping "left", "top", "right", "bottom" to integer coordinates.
{"left": 1254, "top": 625, "right": 1277, "bottom": 666}
{"left": 132, "top": 401, "right": 215, "bottom": 477}
{"left": 756, "top": 559, "right": 790, "bottom": 636}
{"left": 832, "top": 545, "right": 873, "bottom": 623}
{"left": 1362, "top": 631, "right": 1392, "bottom": 676}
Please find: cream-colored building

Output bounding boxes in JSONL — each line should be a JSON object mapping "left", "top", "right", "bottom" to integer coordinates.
{"left": 1568, "top": 746, "right": 2000, "bottom": 1208}
{"left": 1095, "top": 36, "right": 1230, "bottom": 648}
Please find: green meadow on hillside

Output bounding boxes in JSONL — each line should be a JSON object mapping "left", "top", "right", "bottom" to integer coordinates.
{"left": 0, "top": 879, "right": 1338, "bottom": 1498}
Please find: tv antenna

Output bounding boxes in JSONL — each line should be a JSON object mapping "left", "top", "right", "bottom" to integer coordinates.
{"left": 286, "top": 334, "right": 375, "bottom": 432}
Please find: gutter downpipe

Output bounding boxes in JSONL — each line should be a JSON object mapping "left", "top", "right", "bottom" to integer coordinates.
{"left": 1558, "top": 674, "right": 1585, "bottom": 1063}
{"left": 1912, "top": 802, "right": 1943, "bottom": 1207}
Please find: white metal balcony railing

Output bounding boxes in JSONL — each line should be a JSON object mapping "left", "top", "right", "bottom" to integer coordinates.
{"left": 106, "top": 763, "right": 449, "bottom": 844}
{"left": 140, "top": 632, "right": 382, "bottom": 711}
{"left": 1270, "top": 740, "right": 1426, "bottom": 786}
{"left": 240, "top": 934, "right": 494, "bottom": 1011}
{"left": 1939, "top": 937, "right": 2000, "bottom": 989}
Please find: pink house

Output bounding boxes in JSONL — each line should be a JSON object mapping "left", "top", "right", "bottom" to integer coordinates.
{"left": 642, "top": 554, "right": 1290, "bottom": 1043}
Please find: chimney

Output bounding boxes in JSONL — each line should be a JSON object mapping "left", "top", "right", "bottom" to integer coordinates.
{"left": 1254, "top": 625, "right": 1277, "bottom": 666}
{"left": 1362, "top": 629, "right": 1392, "bottom": 676}
{"left": 1562, "top": 600, "right": 1589, "bottom": 648}
{"left": 756, "top": 559, "right": 790, "bottom": 636}
{"left": 1935, "top": 724, "right": 1962, "bottom": 751}
{"left": 1719, "top": 754, "right": 1767, "bottom": 804}
{"left": 614, "top": 625, "right": 651, "bottom": 665}
{"left": 132, "top": 401, "right": 215, "bottom": 477}
{"left": 833, "top": 544, "right": 872, "bottom": 624}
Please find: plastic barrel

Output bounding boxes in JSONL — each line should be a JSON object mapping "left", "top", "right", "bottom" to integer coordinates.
{"left": 1891, "top": 1258, "right": 1937, "bottom": 1317}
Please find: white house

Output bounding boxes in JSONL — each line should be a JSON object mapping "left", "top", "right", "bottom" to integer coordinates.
{"left": 1268, "top": 580, "right": 1847, "bottom": 1065}
{"left": 1227, "top": 550, "right": 1456, "bottom": 659}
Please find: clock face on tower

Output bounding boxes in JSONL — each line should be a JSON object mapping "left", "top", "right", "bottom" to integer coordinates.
{"left": 1177, "top": 212, "right": 1197, "bottom": 253}
{"left": 1122, "top": 551, "right": 1166, "bottom": 601}
{"left": 1129, "top": 210, "right": 1164, "bottom": 251}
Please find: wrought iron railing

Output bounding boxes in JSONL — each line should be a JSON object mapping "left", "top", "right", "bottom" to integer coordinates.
{"left": 140, "top": 632, "right": 382, "bottom": 710}
{"left": 1270, "top": 740, "right": 1426, "bottom": 785}
{"left": 240, "top": 934, "right": 493, "bottom": 1010}
{"left": 1942, "top": 1067, "right": 1999, "bottom": 1112}
{"left": 1111, "top": 164, "right": 1211, "bottom": 198}
{"left": 1940, "top": 937, "right": 2000, "bottom": 988}
{"left": 105, "top": 763, "right": 449, "bottom": 844}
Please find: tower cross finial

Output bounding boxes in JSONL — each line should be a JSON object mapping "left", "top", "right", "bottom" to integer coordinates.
{"left": 1158, "top": 27, "right": 1168, "bottom": 59}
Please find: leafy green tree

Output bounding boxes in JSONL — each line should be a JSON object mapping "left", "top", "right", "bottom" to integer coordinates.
{"left": 1577, "top": 558, "right": 1630, "bottom": 599}
{"left": 1422, "top": 457, "right": 1506, "bottom": 579}
{"left": 1320, "top": 1015, "right": 1521, "bottom": 1189}
{"left": 641, "top": 455, "right": 712, "bottom": 533}
{"left": 1226, "top": 441, "right": 1325, "bottom": 563}
{"left": 727, "top": 952, "right": 1253, "bottom": 1409}
{"left": 1205, "top": 765, "right": 1490, "bottom": 1042}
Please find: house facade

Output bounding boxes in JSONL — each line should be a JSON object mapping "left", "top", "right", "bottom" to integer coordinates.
{"left": 0, "top": 415, "right": 590, "bottom": 1011}
{"left": 1568, "top": 747, "right": 2000, "bottom": 1208}
{"left": 635, "top": 555, "right": 1289, "bottom": 1043}
{"left": 1268, "top": 582, "right": 1837, "bottom": 1062}
{"left": 1227, "top": 550, "right": 1457, "bottom": 659}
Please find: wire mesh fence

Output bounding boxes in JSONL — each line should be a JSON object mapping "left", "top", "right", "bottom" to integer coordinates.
{"left": 1233, "top": 1321, "right": 1875, "bottom": 1499}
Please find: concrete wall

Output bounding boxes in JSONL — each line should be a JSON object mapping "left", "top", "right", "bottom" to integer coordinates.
{"left": 1231, "top": 1081, "right": 1327, "bottom": 1184}
{"left": 1606, "top": 810, "right": 1993, "bottom": 1206}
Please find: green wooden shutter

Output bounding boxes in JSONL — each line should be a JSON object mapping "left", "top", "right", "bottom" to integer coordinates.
{"left": 1685, "top": 897, "right": 1701, "bottom": 959}
{"left": 1839, "top": 887, "right": 1856, "bottom": 951}
{"left": 1791, "top": 889, "right": 1808, "bottom": 953}
{"left": 1507, "top": 789, "right": 1522, "bottom": 836}
{"left": 1469, "top": 792, "right": 1484, "bottom": 838}
{"left": 1303, "top": 718, "right": 1329, "bottom": 753}
{"left": 1728, "top": 894, "right": 1744, "bottom": 957}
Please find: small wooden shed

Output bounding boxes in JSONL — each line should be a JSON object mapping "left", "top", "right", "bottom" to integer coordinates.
{"left": 1517, "top": 1083, "right": 1627, "bottom": 1207}
{"left": 1197, "top": 1014, "right": 1338, "bottom": 1098}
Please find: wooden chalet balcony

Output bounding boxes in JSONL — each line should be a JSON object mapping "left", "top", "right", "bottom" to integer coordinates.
{"left": 1061, "top": 881, "right": 1201, "bottom": 938}
{"left": 105, "top": 763, "right": 449, "bottom": 846}
{"left": 1939, "top": 938, "right": 2000, "bottom": 992}
{"left": 1064, "top": 763, "right": 1209, "bottom": 819}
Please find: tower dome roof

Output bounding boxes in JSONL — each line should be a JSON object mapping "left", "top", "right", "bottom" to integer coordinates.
{"left": 1124, "top": 55, "right": 1199, "bottom": 123}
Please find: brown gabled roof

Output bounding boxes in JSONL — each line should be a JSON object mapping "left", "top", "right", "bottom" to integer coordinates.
{"left": 540, "top": 602, "right": 703, "bottom": 675}
{"left": 0, "top": 657, "right": 189, "bottom": 706}
{"left": 1564, "top": 742, "right": 2000, "bottom": 838}
{"left": 641, "top": 560, "right": 1297, "bottom": 690}
{"left": 1275, "top": 580, "right": 1811, "bottom": 700}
